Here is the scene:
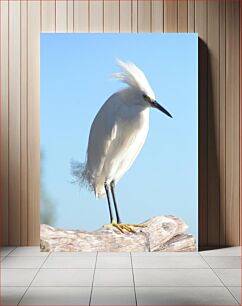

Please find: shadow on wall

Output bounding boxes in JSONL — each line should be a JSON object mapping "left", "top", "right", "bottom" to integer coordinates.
{"left": 40, "top": 150, "right": 57, "bottom": 226}
{"left": 198, "top": 38, "right": 220, "bottom": 250}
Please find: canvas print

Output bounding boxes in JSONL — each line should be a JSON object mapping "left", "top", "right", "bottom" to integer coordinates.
{"left": 40, "top": 33, "right": 198, "bottom": 252}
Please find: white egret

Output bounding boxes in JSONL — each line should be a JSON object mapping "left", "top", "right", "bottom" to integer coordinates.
{"left": 72, "top": 60, "right": 172, "bottom": 233}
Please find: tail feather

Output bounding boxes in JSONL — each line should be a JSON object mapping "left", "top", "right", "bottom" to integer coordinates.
{"left": 70, "top": 159, "right": 93, "bottom": 192}
{"left": 71, "top": 159, "right": 106, "bottom": 198}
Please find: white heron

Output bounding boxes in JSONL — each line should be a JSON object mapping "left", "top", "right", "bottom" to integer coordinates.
{"left": 72, "top": 60, "right": 172, "bottom": 233}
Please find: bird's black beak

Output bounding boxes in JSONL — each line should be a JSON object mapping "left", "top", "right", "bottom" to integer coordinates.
{"left": 153, "top": 101, "right": 172, "bottom": 118}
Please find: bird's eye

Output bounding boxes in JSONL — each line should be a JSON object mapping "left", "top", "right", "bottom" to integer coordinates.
{"left": 143, "top": 94, "right": 151, "bottom": 102}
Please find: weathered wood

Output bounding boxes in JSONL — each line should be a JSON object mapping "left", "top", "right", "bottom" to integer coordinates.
{"left": 90, "top": 0, "right": 103, "bottom": 32}
{"left": 1, "top": 0, "right": 9, "bottom": 246}
{"left": 219, "top": 0, "right": 226, "bottom": 247}
{"left": 21, "top": 0, "right": 28, "bottom": 245}
{"left": 104, "top": 0, "right": 119, "bottom": 32}
{"left": 67, "top": 0, "right": 74, "bottom": 32}
{"left": 151, "top": 0, "right": 164, "bottom": 32}
{"left": 178, "top": 0, "right": 188, "bottom": 32}
{"left": 120, "top": 0, "right": 131, "bottom": 32}
{"left": 138, "top": 0, "right": 151, "bottom": 32}
{"left": 40, "top": 216, "right": 196, "bottom": 252}
{"left": 195, "top": 0, "right": 208, "bottom": 247}
{"left": 164, "top": 0, "right": 178, "bottom": 32}
{"left": 9, "top": 0, "right": 21, "bottom": 245}
{"left": 225, "top": 0, "right": 240, "bottom": 246}
{"left": 207, "top": 0, "right": 220, "bottom": 246}
{"left": 28, "top": 1, "right": 40, "bottom": 245}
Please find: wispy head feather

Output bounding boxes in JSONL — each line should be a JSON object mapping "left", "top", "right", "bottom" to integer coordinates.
{"left": 113, "top": 59, "right": 155, "bottom": 100}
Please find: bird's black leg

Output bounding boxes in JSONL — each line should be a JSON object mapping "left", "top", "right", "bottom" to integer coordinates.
{"left": 104, "top": 182, "right": 114, "bottom": 223}
{"left": 110, "top": 181, "right": 122, "bottom": 224}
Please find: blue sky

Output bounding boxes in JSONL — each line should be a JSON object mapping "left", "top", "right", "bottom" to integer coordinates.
{"left": 40, "top": 33, "right": 198, "bottom": 239}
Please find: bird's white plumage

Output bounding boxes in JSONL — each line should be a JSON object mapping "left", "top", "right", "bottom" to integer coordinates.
{"left": 74, "top": 60, "right": 155, "bottom": 198}
{"left": 113, "top": 60, "right": 155, "bottom": 100}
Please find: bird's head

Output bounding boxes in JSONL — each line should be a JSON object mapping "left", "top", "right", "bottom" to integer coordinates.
{"left": 113, "top": 59, "right": 172, "bottom": 118}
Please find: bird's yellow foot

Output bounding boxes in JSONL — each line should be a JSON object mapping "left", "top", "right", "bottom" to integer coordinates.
{"left": 103, "top": 220, "right": 146, "bottom": 233}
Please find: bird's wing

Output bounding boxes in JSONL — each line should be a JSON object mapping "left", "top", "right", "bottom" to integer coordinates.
{"left": 86, "top": 94, "right": 120, "bottom": 179}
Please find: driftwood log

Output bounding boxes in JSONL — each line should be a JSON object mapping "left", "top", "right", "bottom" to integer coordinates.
{"left": 40, "top": 215, "right": 196, "bottom": 252}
